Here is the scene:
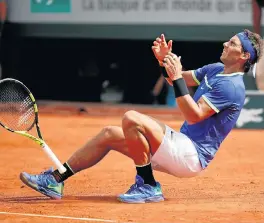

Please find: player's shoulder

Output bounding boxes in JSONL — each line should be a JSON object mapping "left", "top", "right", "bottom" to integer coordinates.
{"left": 207, "top": 62, "right": 224, "bottom": 71}
{"left": 205, "top": 62, "right": 224, "bottom": 77}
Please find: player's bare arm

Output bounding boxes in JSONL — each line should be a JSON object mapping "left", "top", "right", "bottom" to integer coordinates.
{"left": 163, "top": 53, "right": 215, "bottom": 124}
{"left": 174, "top": 95, "right": 216, "bottom": 124}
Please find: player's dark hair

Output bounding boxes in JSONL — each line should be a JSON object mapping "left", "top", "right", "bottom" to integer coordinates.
{"left": 243, "top": 29, "right": 263, "bottom": 72}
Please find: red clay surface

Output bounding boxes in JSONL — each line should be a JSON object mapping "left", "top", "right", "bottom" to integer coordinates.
{"left": 0, "top": 103, "right": 263, "bottom": 223}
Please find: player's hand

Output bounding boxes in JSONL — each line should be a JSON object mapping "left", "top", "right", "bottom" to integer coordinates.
{"left": 152, "top": 34, "right": 173, "bottom": 65}
{"left": 163, "top": 52, "right": 183, "bottom": 81}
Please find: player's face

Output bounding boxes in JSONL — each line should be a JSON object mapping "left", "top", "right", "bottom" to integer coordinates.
{"left": 220, "top": 35, "right": 245, "bottom": 65}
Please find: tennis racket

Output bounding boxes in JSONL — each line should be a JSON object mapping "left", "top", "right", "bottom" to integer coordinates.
{"left": 0, "top": 78, "right": 66, "bottom": 174}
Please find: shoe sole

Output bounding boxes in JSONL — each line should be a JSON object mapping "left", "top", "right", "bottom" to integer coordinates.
{"left": 117, "top": 195, "right": 164, "bottom": 204}
{"left": 19, "top": 173, "right": 62, "bottom": 200}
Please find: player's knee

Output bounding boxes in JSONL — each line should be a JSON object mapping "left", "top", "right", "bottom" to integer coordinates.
{"left": 101, "top": 126, "right": 117, "bottom": 141}
{"left": 122, "top": 110, "right": 142, "bottom": 130}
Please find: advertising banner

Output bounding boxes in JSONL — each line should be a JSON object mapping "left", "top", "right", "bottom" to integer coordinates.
{"left": 8, "top": 0, "right": 256, "bottom": 25}
{"left": 236, "top": 91, "right": 264, "bottom": 129}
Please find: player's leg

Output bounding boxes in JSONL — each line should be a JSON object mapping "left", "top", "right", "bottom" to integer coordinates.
{"left": 20, "top": 110, "right": 167, "bottom": 202}
{"left": 61, "top": 126, "right": 130, "bottom": 173}
{"left": 66, "top": 110, "right": 166, "bottom": 186}
{"left": 20, "top": 125, "right": 130, "bottom": 199}
{"left": 118, "top": 110, "right": 166, "bottom": 203}
{"left": 116, "top": 110, "right": 201, "bottom": 203}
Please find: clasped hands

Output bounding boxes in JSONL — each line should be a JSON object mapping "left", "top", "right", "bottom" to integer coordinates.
{"left": 152, "top": 34, "right": 183, "bottom": 82}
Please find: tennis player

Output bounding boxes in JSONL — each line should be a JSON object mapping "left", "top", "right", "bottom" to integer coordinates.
{"left": 20, "top": 29, "right": 263, "bottom": 203}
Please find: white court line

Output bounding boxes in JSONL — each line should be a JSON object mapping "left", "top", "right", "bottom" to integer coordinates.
{"left": 0, "top": 212, "right": 117, "bottom": 222}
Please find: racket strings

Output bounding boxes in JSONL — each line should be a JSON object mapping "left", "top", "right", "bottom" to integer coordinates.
{"left": 0, "top": 81, "right": 36, "bottom": 131}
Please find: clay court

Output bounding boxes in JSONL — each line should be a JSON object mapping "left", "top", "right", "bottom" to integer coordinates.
{"left": 0, "top": 102, "right": 263, "bottom": 223}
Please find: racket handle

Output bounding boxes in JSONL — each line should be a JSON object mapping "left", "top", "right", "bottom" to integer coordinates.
{"left": 41, "top": 143, "right": 67, "bottom": 174}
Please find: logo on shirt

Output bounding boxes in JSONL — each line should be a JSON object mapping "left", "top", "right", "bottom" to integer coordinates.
{"left": 236, "top": 97, "right": 264, "bottom": 128}
{"left": 31, "top": 0, "right": 71, "bottom": 13}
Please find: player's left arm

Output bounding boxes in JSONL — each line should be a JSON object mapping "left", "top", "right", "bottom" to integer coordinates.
{"left": 176, "top": 95, "right": 216, "bottom": 124}
{"left": 176, "top": 79, "right": 236, "bottom": 124}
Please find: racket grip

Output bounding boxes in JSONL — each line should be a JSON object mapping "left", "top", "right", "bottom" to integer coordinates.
{"left": 41, "top": 143, "right": 67, "bottom": 174}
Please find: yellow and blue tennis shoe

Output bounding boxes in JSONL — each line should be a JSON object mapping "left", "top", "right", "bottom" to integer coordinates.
{"left": 118, "top": 175, "right": 164, "bottom": 203}
{"left": 20, "top": 168, "right": 64, "bottom": 200}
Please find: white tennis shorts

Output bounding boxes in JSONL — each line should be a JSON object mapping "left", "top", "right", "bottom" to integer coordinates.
{"left": 151, "top": 125, "right": 202, "bottom": 178}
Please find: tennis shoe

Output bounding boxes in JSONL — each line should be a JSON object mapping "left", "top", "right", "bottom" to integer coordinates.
{"left": 118, "top": 175, "right": 164, "bottom": 203}
{"left": 20, "top": 168, "right": 64, "bottom": 200}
